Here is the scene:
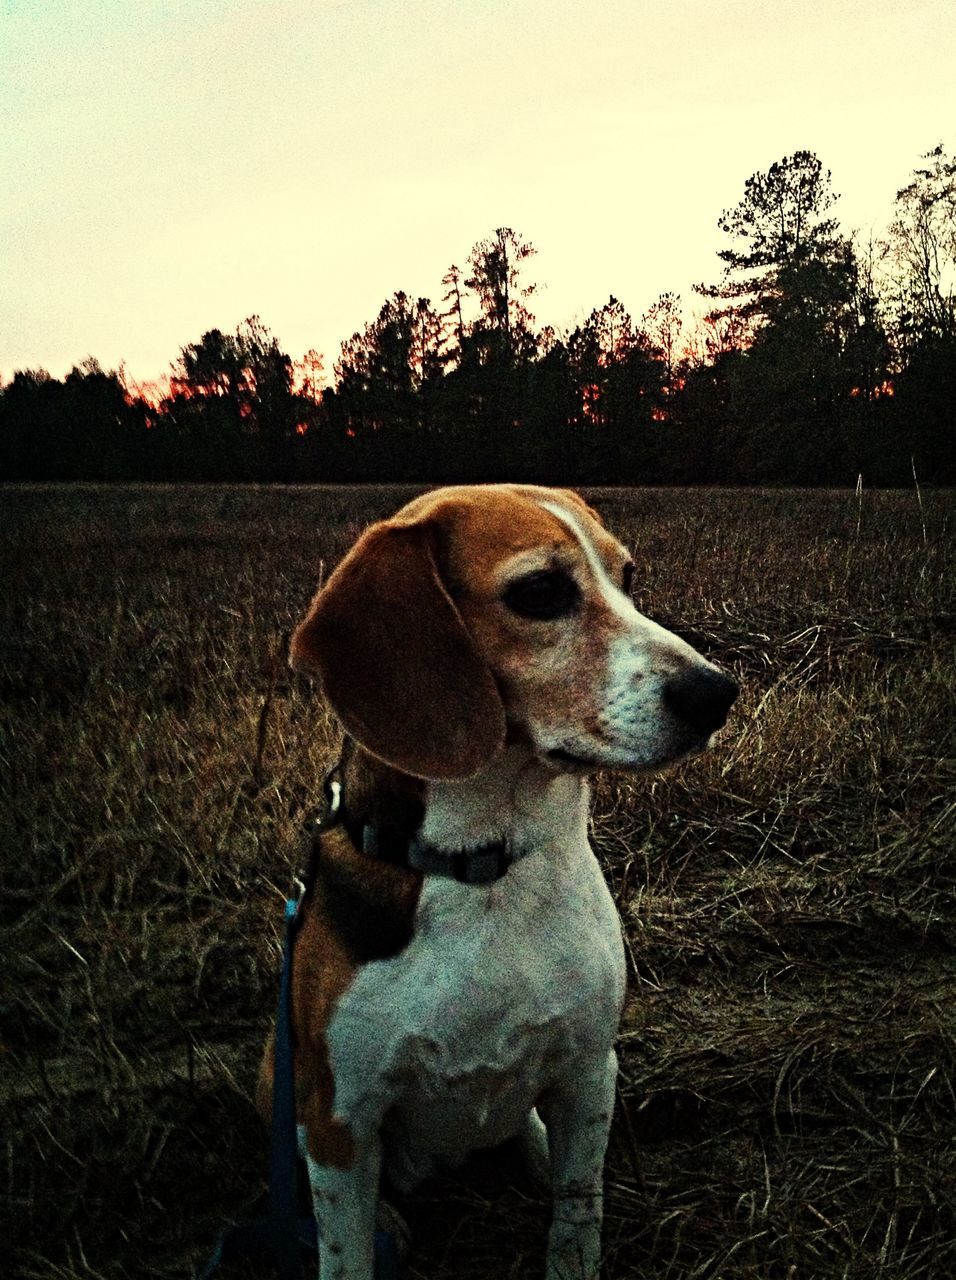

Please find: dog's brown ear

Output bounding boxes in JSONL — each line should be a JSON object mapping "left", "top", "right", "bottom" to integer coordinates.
{"left": 290, "top": 519, "right": 506, "bottom": 780}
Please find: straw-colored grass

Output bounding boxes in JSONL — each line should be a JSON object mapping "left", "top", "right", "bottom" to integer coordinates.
{"left": 2, "top": 483, "right": 953, "bottom": 1279}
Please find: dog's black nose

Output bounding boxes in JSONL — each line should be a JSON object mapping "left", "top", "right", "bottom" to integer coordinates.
{"left": 664, "top": 666, "right": 739, "bottom": 735}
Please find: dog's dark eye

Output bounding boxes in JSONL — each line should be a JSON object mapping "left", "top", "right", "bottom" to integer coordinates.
{"left": 621, "top": 562, "right": 634, "bottom": 595}
{"left": 502, "top": 570, "right": 581, "bottom": 620}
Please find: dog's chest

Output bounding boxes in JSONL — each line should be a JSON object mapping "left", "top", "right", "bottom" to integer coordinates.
{"left": 325, "top": 834, "right": 626, "bottom": 1155}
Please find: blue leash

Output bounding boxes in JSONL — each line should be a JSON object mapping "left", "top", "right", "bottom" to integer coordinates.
{"left": 198, "top": 893, "right": 401, "bottom": 1279}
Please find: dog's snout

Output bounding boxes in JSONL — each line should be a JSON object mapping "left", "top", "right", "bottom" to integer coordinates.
{"left": 664, "top": 666, "right": 739, "bottom": 735}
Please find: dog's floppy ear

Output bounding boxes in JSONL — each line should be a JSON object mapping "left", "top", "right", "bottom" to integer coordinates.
{"left": 290, "top": 518, "right": 506, "bottom": 780}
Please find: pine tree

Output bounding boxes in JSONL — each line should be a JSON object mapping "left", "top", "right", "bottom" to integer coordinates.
{"left": 695, "top": 150, "right": 849, "bottom": 343}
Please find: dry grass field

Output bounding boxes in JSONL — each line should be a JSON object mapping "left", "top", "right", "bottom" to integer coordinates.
{"left": 2, "top": 482, "right": 955, "bottom": 1280}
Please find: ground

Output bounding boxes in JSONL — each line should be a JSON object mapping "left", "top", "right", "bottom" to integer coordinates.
{"left": 2, "top": 482, "right": 954, "bottom": 1279}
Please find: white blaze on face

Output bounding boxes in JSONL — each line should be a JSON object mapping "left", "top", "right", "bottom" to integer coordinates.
{"left": 537, "top": 499, "right": 719, "bottom": 770}
{"left": 539, "top": 500, "right": 635, "bottom": 625}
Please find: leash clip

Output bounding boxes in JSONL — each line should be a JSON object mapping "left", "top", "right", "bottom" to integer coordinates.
{"left": 292, "top": 763, "right": 345, "bottom": 906}
{"left": 317, "top": 764, "right": 343, "bottom": 831}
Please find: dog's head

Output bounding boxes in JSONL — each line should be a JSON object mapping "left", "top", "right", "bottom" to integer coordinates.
{"left": 291, "top": 484, "right": 738, "bottom": 781}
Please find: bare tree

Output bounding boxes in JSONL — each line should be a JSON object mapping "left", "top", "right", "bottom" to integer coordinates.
{"left": 642, "top": 292, "right": 684, "bottom": 395}
{"left": 884, "top": 144, "right": 956, "bottom": 350}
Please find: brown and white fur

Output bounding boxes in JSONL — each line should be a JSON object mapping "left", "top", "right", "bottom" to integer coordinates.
{"left": 258, "top": 484, "right": 738, "bottom": 1280}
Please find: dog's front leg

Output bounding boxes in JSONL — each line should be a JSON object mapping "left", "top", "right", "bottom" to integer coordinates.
{"left": 304, "top": 1131, "right": 381, "bottom": 1280}
{"left": 540, "top": 1049, "right": 617, "bottom": 1280}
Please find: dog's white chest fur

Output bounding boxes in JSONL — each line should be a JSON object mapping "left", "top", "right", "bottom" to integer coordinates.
{"left": 324, "top": 767, "right": 626, "bottom": 1176}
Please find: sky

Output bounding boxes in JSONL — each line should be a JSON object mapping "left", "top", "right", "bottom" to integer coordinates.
{"left": 1, "top": 0, "right": 954, "bottom": 388}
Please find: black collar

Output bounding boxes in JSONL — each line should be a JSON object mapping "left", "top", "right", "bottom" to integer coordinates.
{"left": 316, "top": 768, "right": 524, "bottom": 886}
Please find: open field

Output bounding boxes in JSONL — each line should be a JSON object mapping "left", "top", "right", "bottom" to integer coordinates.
{"left": 2, "top": 481, "right": 955, "bottom": 1280}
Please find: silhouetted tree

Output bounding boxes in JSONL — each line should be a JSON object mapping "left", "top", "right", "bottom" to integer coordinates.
{"left": 560, "top": 297, "right": 667, "bottom": 480}
{"left": 333, "top": 292, "right": 444, "bottom": 477}
{"left": 885, "top": 144, "right": 956, "bottom": 350}
{"left": 465, "top": 227, "right": 539, "bottom": 367}
{"left": 425, "top": 229, "right": 544, "bottom": 473}
{"left": 642, "top": 292, "right": 684, "bottom": 408}
{"left": 0, "top": 369, "right": 63, "bottom": 479}
{"left": 440, "top": 264, "right": 469, "bottom": 368}
{"left": 879, "top": 146, "right": 956, "bottom": 482}
{"left": 696, "top": 151, "right": 845, "bottom": 338}
{"left": 63, "top": 358, "right": 149, "bottom": 478}
{"left": 236, "top": 315, "right": 299, "bottom": 456}
{"left": 4, "top": 169, "right": 954, "bottom": 486}
{"left": 692, "top": 151, "right": 864, "bottom": 480}
{"left": 160, "top": 318, "right": 300, "bottom": 477}
{"left": 295, "top": 348, "right": 326, "bottom": 401}
{"left": 0, "top": 361, "right": 150, "bottom": 480}
{"left": 163, "top": 327, "right": 246, "bottom": 477}
{"left": 173, "top": 329, "right": 244, "bottom": 400}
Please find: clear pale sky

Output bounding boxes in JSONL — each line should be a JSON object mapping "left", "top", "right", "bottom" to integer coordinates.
{"left": 2, "top": 0, "right": 953, "bottom": 386}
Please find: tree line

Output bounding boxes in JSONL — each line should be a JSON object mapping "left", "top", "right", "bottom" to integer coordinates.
{"left": 2, "top": 146, "right": 953, "bottom": 486}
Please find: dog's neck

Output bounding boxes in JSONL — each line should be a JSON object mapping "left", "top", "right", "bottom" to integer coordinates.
{"left": 338, "top": 736, "right": 589, "bottom": 860}
{"left": 337, "top": 735, "right": 426, "bottom": 852}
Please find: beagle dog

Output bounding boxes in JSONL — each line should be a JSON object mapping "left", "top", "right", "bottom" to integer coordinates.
{"left": 258, "top": 484, "right": 737, "bottom": 1280}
